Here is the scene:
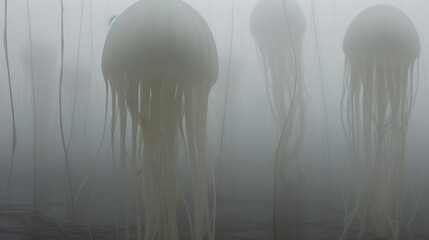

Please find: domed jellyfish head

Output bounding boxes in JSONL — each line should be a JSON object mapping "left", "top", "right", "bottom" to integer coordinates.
{"left": 342, "top": 5, "right": 420, "bottom": 240}
{"left": 250, "top": 0, "right": 306, "bottom": 53}
{"left": 102, "top": 0, "right": 218, "bottom": 239}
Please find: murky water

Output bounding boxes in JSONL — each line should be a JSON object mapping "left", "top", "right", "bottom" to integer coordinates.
{"left": 1, "top": 0, "right": 429, "bottom": 239}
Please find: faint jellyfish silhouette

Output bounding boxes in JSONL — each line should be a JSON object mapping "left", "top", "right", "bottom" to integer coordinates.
{"left": 20, "top": 36, "right": 74, "bottom": 221}
{"left": 250, "top": 0, "right": 307, "bottom": 184}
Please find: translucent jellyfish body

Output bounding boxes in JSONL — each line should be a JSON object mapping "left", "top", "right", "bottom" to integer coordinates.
{"left": 102, "top": 0, "right": 218, "bottom": 239}
{"left": 342, "top": 5, "right": 420, "bottom": 240}
{"left": 250, "top": 0, "right": 306, "bottom": 184}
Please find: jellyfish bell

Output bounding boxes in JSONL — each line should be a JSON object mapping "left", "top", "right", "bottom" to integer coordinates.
{"left": 250, "top": 0, "right": 306, "bottom": 51}
{"left": 344, "top": 5, "right": 420, "bottom": 59}
{"left": 342, "top": 5, "right": 419, "bottom": 240}
{"left": 250, "top": 0, "right": 306, "bottom": 129}
{"left": 250, "top": 0, "right": 306, "bottom": 185}
{"left": 102, "top": 0, "right": 218, "bottom": 86}
{"left": 102, "top": 0, "right": 218, "bottom": 239}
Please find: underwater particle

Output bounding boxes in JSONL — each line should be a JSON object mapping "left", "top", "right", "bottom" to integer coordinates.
{"left": 341, "top": 5, "right": 420, "bottom": 240}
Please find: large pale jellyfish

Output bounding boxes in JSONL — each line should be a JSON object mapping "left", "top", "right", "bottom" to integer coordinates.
{"left": 250, "top": 0, "right": 306, "bottom": 185}
{"left": 102, "top": 0, "right": 218, "bottom": 240}
{"left": 342, "top": 5, "right": 420, "bottom": 239}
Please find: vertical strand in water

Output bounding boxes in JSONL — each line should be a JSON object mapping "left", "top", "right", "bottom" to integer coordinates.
{"left": 3, "top": 0, "right": 17, "bottom": 197}
{"left": 73, "top": 0, "right": 92, "bottom": 202}
{"left": 311, "top": 0, "right": 332, "bottom": 183}
{"left": 96, "top": 0, "right": 110, "bottom": 158}
{"left": 58, "top": 0, "right": 75, "bottom": 231}
{"left": 215, "top": 0, "right": 234, "bottom": 225}
{"left": 272, "top": 1, "right": 299, "bottom": 239}
{"left": 26, "top": 0, "right": 37, "bottom": 217}
{"left": 66, "top": 0, "right": 85, "bottom": 152}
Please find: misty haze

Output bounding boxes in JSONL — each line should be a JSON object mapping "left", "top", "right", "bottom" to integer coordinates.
{"left": 1, "top": 0, "right": 428, "bottom": 239}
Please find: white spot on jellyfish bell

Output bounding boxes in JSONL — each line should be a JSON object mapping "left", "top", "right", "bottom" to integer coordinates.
{"left": 341, "top": 5, "right": 420, "bottom": 240}
{"left": 102, "top": 0, "right": 218, "bottom": 239}
{"left": 109, "top": 16, "right": 117, "bottom": 26}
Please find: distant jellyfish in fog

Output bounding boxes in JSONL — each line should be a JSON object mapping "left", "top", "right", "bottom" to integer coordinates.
{"left": 342, "top": 5, "right": 420, "bottom": 239}
{"left": 102, "top": 0, "right": 218, "bottom": 240}
{"left": 20, "top": 36, "right": 68, "bottom": 214}
{"left": 20, "top": 36, "right": 59, "bottom": 130}
{"left": 250, "top": 0, "right": 307, "bottom": 184}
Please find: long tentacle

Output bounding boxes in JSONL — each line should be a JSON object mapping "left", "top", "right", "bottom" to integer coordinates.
{"left": 58, "top": 0, "right": 75, "bottom": 230}
{"left": 3, "top": 0, "right": 17, "bottom": 197}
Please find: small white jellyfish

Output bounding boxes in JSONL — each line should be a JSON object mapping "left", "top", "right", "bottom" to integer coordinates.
{"left": 250, "top": 0, "right": 306, "bottom": 184}
{"left": 102, "top": 0, "right": 218, "bottom": 240}
{"left": 342, "top": 5, "right": 420, "bottom": 240}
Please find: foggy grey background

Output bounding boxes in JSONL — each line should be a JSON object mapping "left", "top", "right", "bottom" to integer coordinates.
{"left": 0, "top": 0, "right": 428, "bottom": 239}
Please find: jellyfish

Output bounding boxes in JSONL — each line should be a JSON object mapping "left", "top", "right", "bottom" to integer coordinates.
{"left": 341, "top": 5, "right": 420, "bottom": 239}
{"left": 250, "top": 1, "right": 307, "bottom": 239}
{"left": 250, "top": 0, "right": 306, "bottom": 185}
{"left": 101, "top": 0, "right": 218, "bottom": 239}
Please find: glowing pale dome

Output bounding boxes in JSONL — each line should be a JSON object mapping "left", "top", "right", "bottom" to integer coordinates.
{"left": 102, "top": 0, "right": 218, "bottom": 239}
{"left": 343, "top": 5, "right": 420, "bottom": 58}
